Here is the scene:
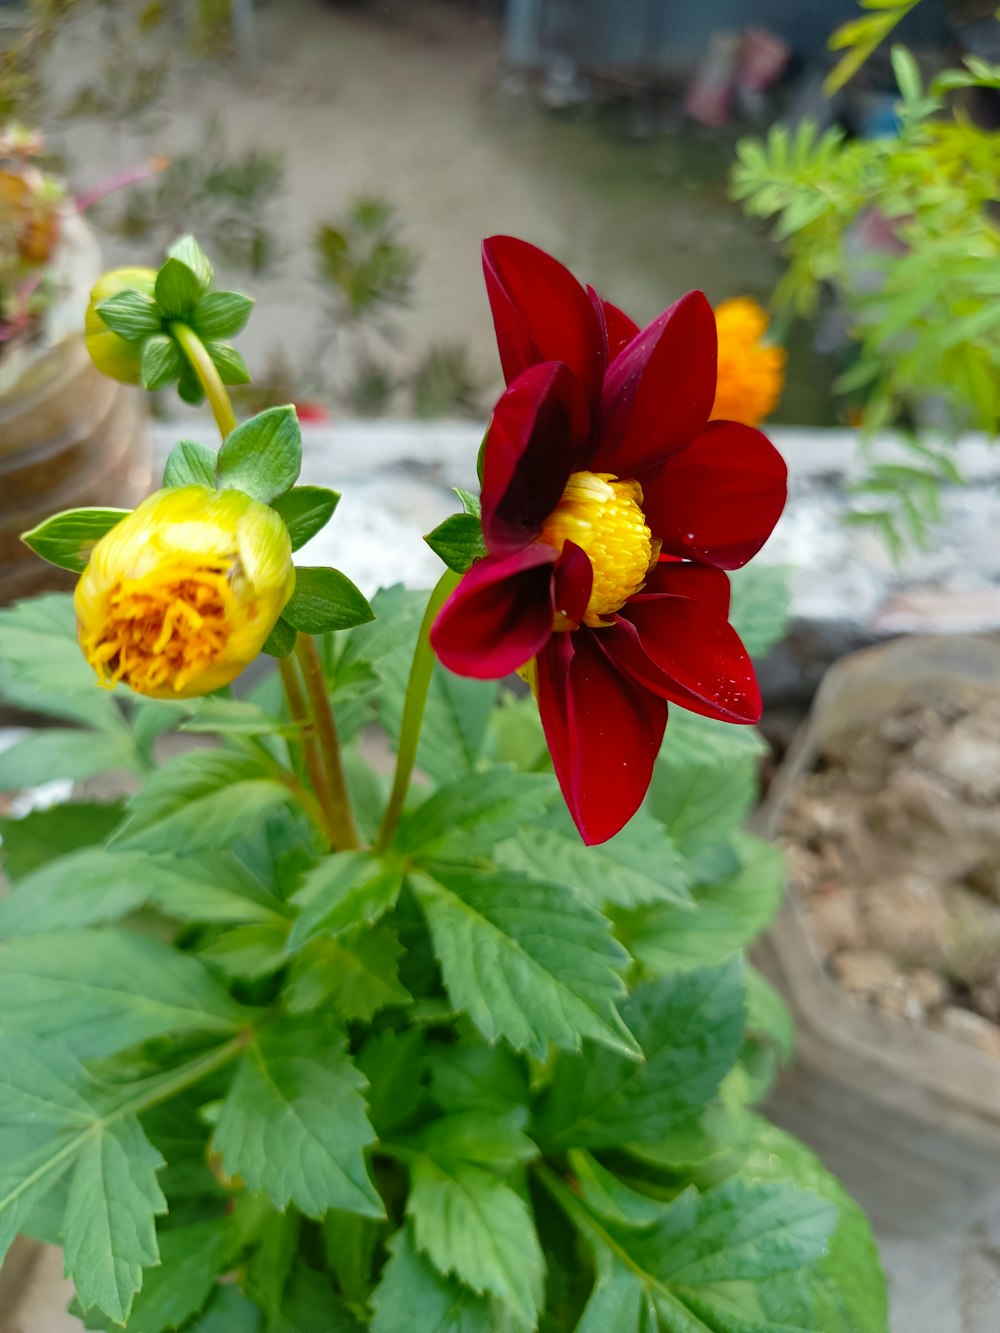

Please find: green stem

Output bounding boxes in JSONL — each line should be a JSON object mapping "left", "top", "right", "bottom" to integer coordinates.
{"left": 278, "top": 655, "right": 339, "bottom": 849}
{"left": 171, "top": 320, "right": 238, "bottom": 440}
{"left": 294, "top": 634, "right": 360, "bottom": 851}
{"left": 375, "top": 569, "right": 460, "bottom": 851}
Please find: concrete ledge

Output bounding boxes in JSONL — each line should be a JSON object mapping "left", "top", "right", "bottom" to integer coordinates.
{"left": 153, "top": 421, "right": 1000, "bottom": 704}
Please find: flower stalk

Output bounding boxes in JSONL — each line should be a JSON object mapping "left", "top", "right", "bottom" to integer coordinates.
{"left": 294, "top": 634, "right": 361, "bottom": 851}
{"left": 171, "top": 320, "right": 239, "bottom": 439}
{"left": 277, "top": 655, "right": 340, "bottom": 849}
{"left": 376, "top": 569, "right": 461, "bottom": 851}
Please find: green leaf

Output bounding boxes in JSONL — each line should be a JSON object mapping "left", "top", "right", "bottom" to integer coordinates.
{"left": 63, "top": 1114, "right": 166, "bottom": 1323}
{"left": 727, "top": 565, "right": 790, "bottom": 659}
{"left": 113, "top": 749, "right": 294, "bottom": 854}
{"left": 178, "top": 697, "right": 297, "bottom": 738}
{"left": 428, "top": 1044, "right": 528, "bottom": 1117}
{"left": 356, "top": 1028, "right": 426, "bottom": 1138}
{"left": 0, "top": 929, "right": 244, "bottom": 1057}
{"left": 744, "top": 965, "right": 796, "bottom": 1067}
{"left": 570, "top": 1177, "right": 836, "bottom": 1333}
{"left": 163, "top": 439, "right": 218, "bottom": 489}
{"left": 647, "top": 752, "right": 757, "bottom": 859}
{"left": 283, "top": 567, "right": 374, "bottom": 634}
{"left": 410, "top": 862, "right": 636, "bottom": 1059}
{"left": 424, "top": 512, "right": 486, "bottom": 574}
{"left": 115, "top": 1218, "right": 237, "bottom": 1333}
{"left": 535, "top": 963, "right": 745, "bottom": 1149}
{"left": 740, "top": 1119, "right": 888, "bottom": 1333}
{"left": 271, "top": 485, "right": 341, "bottom": 551}
{"left": 569, "top": 1150, "right": 669, "bottom": 1229}
{"left": 155, "top": 257, "right": 205, "bottom": 319}
{"left": 288, "top": 850, "right": 403, "bottom": 950}
{"left": 141, "top": 333, "right": 185, "bottom": 391}
{"left": 262, "top": 615, "right": 298, "bottom": 658}
{"left": 495, "top": 807, "right": 691, "bottom": 911}
{"left": 212, "top": 1021, "right": 383, "bottom": 1219}
{"left": 216, "top": 404, "right": 302, "bottom": 503}
{"left": 323, "top": 1210, "right": 380, "bottom": 1308}
{"left": 0, "top": 802, "right": 124, "bottom": 880}
{"left": 186, "top": 1285, "right": 264, "bottom": 1332}
{"left": 0, "top": 594, "right": 113, "bottom": 726}
{"left": 200, "top": 920, "right": 289, "bottom": 980}
{"left": 285, "top": 928, "right": 411, "bottom": 1021}
{"left": 347, "top": 586, "right": 495, "bottom": 784}
{"left": 21, "top": 507, "right": 130, "bottom": 573}
{"left": 415, "top": 1108, "right": 537, "bottom": 1172}
{"left": 0, "top": 847, "right": 284, "bottom": 939}
{"left": 168, "top": 234, "right": 214, "bottom": 295}
{"left": 244, "top": 1206, "right": 299, "bottom": 1318}
{"left": 396, "top": 768, "right": 554, "bottom": 862}
{"left": 0, "top": 728, "right": 137, "bottom": 790}
{"left": 206, "top": 340, "right": 251, "bottom": 386}
{"left": 618, "top": 835, "right": 785, "bottom": 974}
{"left": 372, "top": 1226, "right": 495, "bottom": 1333}
{"left": 268, "top": 1264, "right": 364, "bottom": 1333}
{"left": 191, "top": 290, "right": 254, "bottom": 340}
{"left": 94, "top": 289, "right": 162, "bottom": 341}
{"left": 407, "top": 1155, "right": 544, "bottom": 1327}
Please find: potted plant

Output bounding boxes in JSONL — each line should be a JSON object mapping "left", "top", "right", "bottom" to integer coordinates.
{"left": 0, "top": 127, "right": 152, "bottom": 606}
{"left": 0, "top": 234, "right": 887, "bottom": 1331}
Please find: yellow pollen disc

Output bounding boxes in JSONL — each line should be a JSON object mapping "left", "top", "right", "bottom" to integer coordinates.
{"left": 79, "top": 557, "right": 239, "bottom": 695}
{"left": 539, "top": 471, "right": 657, "bottom": 628}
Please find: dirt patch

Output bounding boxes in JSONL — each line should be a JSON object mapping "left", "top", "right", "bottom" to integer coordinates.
{"left": 780, "top": 695, "right": 1000, "bottom": 1058}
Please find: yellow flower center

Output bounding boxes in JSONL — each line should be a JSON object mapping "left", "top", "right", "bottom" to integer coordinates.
{"left": 539, "top": 471, "right": 657, "bottom": 628}
{"left": 80, "top": 556, "right": 240, "bottom": 695}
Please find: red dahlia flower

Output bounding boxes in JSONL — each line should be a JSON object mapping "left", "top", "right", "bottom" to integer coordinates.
{"left": 431, "top": 237, "right": 787, "bottom": 845}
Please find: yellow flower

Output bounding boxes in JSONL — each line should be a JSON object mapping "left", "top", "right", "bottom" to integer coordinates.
{"left": 75, "top": 485, "right": 294, "bottom": 699}
{"left": 711, "top": 297, "right": 786, "bottom": 428}
{"left": 85, "top": 267, "right": 158, "bottom": 384}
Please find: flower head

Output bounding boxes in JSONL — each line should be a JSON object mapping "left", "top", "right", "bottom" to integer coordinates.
{"left": 75, "top": 485, "right": 294, "bottom": 698}
{"left": 711, "top": 296, "right": 786, "bottom": 428}
{"left": 85, "top": 266, "right": 158, "bottom": 384}
{"left": 431, "top": 237, "right": 787, "bottom": 844}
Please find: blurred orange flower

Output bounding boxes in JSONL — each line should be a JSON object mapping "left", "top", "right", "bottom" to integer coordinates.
{"left": 711, "top": 297, "right": 786, "bottom": 428}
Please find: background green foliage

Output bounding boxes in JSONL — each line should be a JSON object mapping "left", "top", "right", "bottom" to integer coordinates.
{"left": 733, "top": 41, "right": 1000, "bottom": 553}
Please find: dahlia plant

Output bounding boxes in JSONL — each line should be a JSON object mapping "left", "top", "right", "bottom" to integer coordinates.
{"left": 0, "top": 235, "right": 886, "bottom": 1332}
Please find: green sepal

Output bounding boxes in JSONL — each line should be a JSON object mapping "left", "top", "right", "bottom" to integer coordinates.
{"left": 206, "top": 341, "right": 251, "bottom": 386}
{"left": 167, "top": 234, "right": 213, "bottom": 296}
{"left": 191, "top": 290, "right": 255, "bottom": 340}
{"left": 21, "top": 508, "right": 129, "bottom": 572}
{"left": 261, "top": 615, "right": 297, "bottom": 658}
{"left": 476, "top": 429, "right": 488, "bottom": 484}
{"left": 424, "top": 511, "right": 485, "bottom": 573}
{"left": 140, "top": 333, "right": 184, "bottom": 391}
{"left": 216, "top": 405, "right": 302, "bottom": 504}
{"left": 453, "top": 487, "right": 481, "bottom": 517}
{"left": 271, "top": 485, "right": 341, "bottom": 551}
{"left": 177, "top": 365, "right": 205, "bottom": 406}
{"left": 155, "top": 257, "right": 204, "bottom": 320}
{"left": 93, "top": 289, "right": 161, "bottom": 342}
{"left": 282, "top": 567, "right": 374, "bottom": 634}
{"left": 163, "top": 439, "right": 218, "bottom": 489}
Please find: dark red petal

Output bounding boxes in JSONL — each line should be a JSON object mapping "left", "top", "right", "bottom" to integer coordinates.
{"left": 595, "top": 290, "right": 717, "bottom": 475}
{"left": 482, "top": 236, "right": 606, "bottom": 407}
{"left": 637, "top": 561, "right": 731, "bottom": 616}
{"left": 536, "top": 628, "right": 667, "bottom": 845}
{"left": 481, "top": 362, "right": 589, "bottom": 556}
{"left": 553, "top": 540, "right": 593, "bottom": 627}
{"left": 431, "top": 547, "right": 556, "bottom": 680}
{"left": 611, "top": 596, "right": 761, "bottom": 724}
{"left": 588, "top": 286, "right": 639, "bottom": 362}
{"left": 643, "top": 420, "right": 787, "bottom": 570}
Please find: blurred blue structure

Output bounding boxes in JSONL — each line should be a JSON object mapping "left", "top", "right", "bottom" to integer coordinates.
{"left": 505, "top": 0, "right": 950, "bottom": 78}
